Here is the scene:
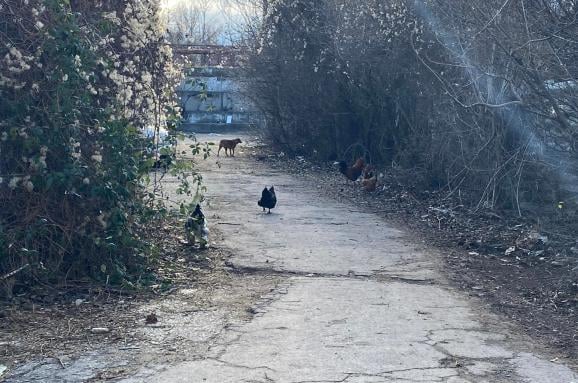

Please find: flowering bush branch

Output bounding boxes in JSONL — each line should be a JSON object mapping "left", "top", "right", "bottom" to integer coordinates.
{"left": 0, "top": 0, "right": 182, "bottom": 296}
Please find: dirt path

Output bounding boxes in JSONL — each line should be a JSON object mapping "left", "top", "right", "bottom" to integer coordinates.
{"left": 4, "top": 133, "right": 577, "bottom": 383}
{"left": 131, "top": 134, "right": 577, "bottom": 382}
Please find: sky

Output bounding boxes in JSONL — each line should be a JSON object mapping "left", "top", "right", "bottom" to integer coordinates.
{"left": 159, "top": 0, "right": 238, "bottom": 27}
{"left": 159, "top": 0, "right": 258, "bottom": 44}
{"left": 158, "top": 0, "right": 175, "bottom": 8}
{"left": 159, "top": 0, "right": 254, "bottom": 19}
{"left": 160, "top": 0, "right": 226, "bottom": 12}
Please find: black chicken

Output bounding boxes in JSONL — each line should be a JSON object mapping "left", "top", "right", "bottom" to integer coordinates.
{"left": 153, "top": 154, "right": 173, "bottom": 170}
{"left": 185, "top": 204, "right": 209, "bottom": 248}
{"left": 258, "top": 186, "right": 277, "bottom": 214}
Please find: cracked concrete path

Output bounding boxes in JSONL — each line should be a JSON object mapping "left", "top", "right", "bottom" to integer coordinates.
{"left": 129, "top": 134, "right": 578, "bottom": 383}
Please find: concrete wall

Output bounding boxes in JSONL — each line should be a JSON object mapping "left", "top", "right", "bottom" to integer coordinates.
{"left": 176, "top": 67, "right": 257, "bottom": 128}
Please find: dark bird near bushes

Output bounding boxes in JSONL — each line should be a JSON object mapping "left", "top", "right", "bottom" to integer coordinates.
{"left": 335, "top": 158, "right": 365, "bottom": 183}
{"left": 153, "top": 154, "right": 173, "bottom": 170}
{"left": 185, "top": 204, "right": 209, "bottom": 248}
{"left": 258, "top": 186, "right": 277, "bottom": 214}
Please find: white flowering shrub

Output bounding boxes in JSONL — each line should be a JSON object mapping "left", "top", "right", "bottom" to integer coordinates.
{"left": 0, "top": 0, "right": 181, "bottom": 295}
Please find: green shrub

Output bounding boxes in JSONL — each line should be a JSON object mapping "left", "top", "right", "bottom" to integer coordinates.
{"left": 0, "top": 0, "right": 181, "bottom": 296}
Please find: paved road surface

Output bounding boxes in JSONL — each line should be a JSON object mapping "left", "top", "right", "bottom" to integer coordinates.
{"left": 6, "top": 133, "right": 576, "bottom": 383}
{"left": 137, "top": 134, "right": 578, "bottom": 383}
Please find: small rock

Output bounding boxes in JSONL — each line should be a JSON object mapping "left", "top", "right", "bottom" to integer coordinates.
{"left": 91, "top": 327, "right": 110, "bottom": 334}
{"left": 75, "top": 299, "right": 84, "bottom": 306}
{"left": 550, "top": 260, "right": 565, "bottom": 267}
{"left": 504, "top": 246, "right": 516, "bottom": 256}
{"left": 145, "top": 312, "right": 158, "bottom": 325}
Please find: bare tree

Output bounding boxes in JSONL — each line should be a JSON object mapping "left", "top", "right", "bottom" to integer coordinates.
{"left": 165, "top": 0, "right": 224, "bottom": 44}
{"left": 218, "top": 0, "right": 265, "bottom": 44}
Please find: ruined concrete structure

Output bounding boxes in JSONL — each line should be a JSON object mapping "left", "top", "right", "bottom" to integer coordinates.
{"left": 172, "top": 44, "right": 258, "bottom": 132}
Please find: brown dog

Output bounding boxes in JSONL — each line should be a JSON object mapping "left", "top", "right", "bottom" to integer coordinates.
{"left": 217, "top": 138, "right": 242, "bottom": 157}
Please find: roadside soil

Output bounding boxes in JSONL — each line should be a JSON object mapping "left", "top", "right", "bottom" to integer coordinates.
{"left": 0, "top": 214, "right": 280, "bottom": 382}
